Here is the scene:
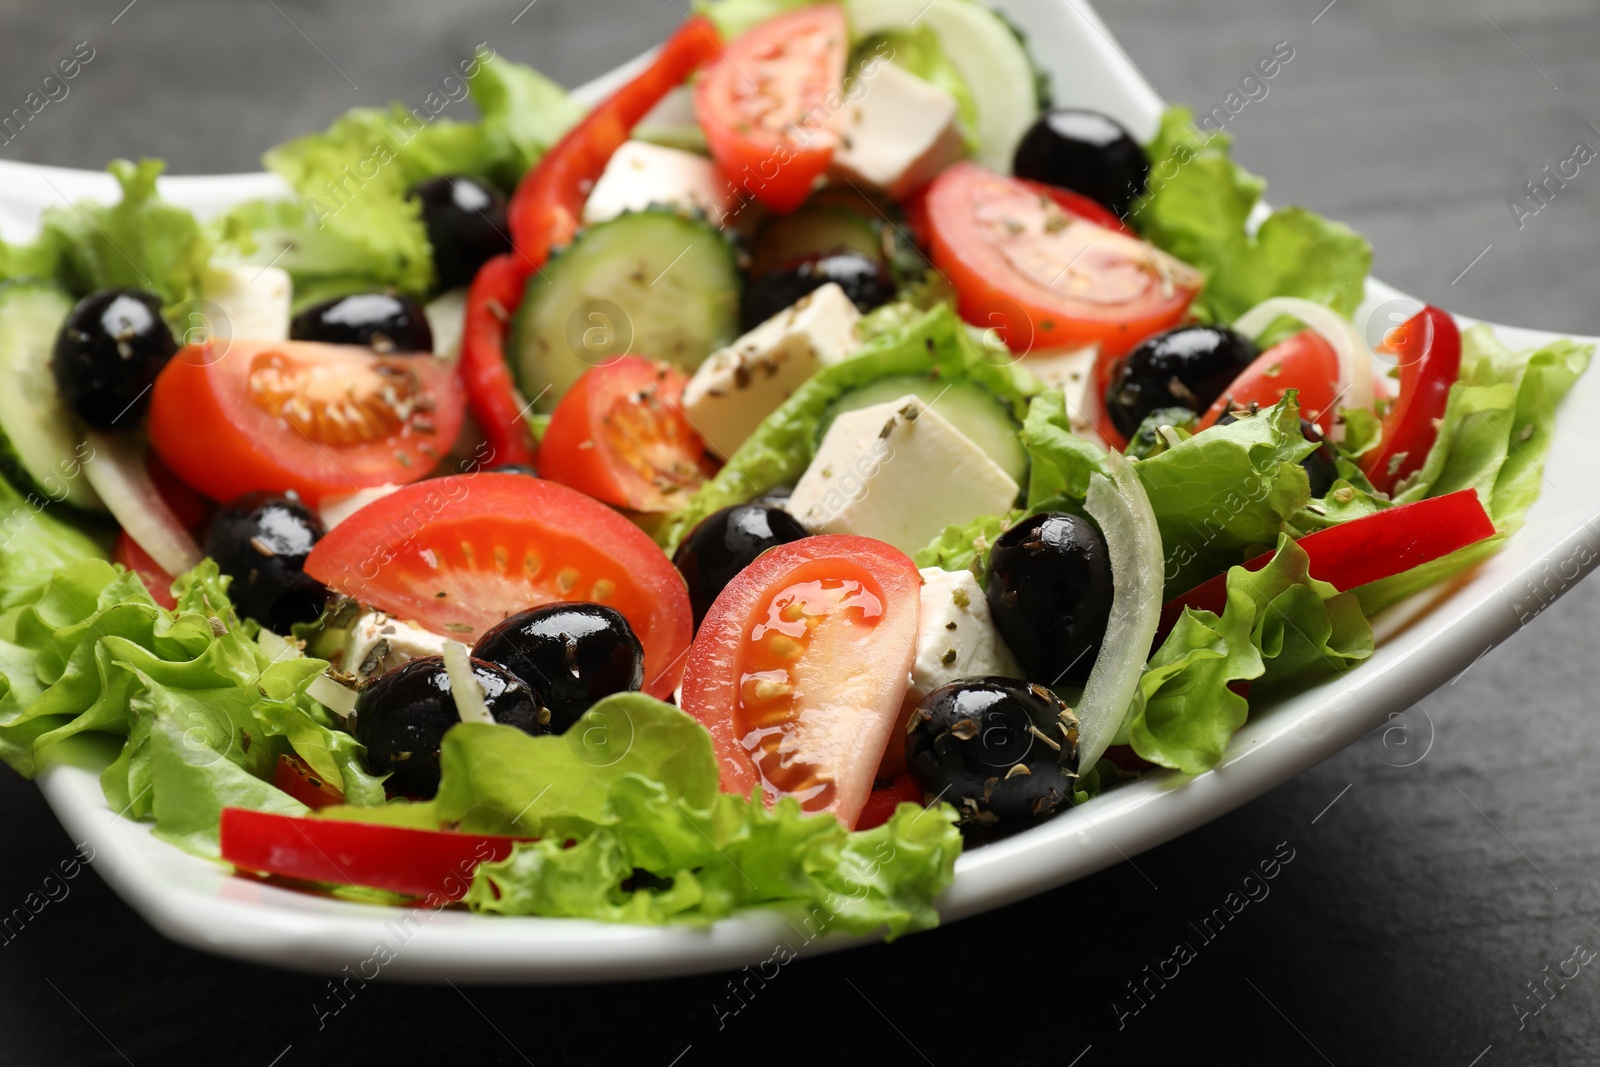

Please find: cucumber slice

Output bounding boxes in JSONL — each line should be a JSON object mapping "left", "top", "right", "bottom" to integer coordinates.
{"left": 510, "top": 211, "right": 740, "bottom": 411}
{"left": 820, "top": 374, "right": 1028, "bottom": 485}
{"left": 751, "top": 205, "right": 887, "bottom": 276}
{"left": 845, "top": 0, "right": 1041, "bottom": 171}
{"left": 0, "top": 281, "right": 103, "bottom": 511}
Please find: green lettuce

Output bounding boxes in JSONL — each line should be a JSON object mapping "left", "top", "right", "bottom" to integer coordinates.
{"left": 0, "top": 476, "right": 108, "bottom": 612}
{"left": 913, "top": 510, "right": 1019, "bottom": 577}
{"left": 657, "top": 302, "right": 1040, "bottom": 553}
{"left": 1133, "top": 107, "right": 1371, "bottom": 324}
{"left": 325, "top": 694, "right": 963, "bottom": 935}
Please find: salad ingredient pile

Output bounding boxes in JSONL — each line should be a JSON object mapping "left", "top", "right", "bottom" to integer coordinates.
{"left": 0, "top": 0, "right": 1589, "bottom": 938}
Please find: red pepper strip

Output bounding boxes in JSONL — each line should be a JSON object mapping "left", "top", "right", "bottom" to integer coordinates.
{"left": 1363, "top": 305, "right": 1462, "bottom": 495}
{"left": 112, "top": 531, "right": 177, "bottom": 610}
{"left": 219, "top": 808, "right": 528, "bottom": 901}
{"left": 855, "top": 774, "right": 924, "bottom": 831}
{"left": 271, "top": 754, "right": 344, "bottom": 811}
{"left": 1159, "top": 488, "right": 1496, "bottom": 632}
{"left": 460, "top": 15, "right": 725, "bottom": 468}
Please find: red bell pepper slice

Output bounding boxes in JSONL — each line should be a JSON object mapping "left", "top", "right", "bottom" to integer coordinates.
{"left": 220, "top": 807, "right": 528, "bottom": 901}
{"left": 459, "top": 15, "right": 724, "bottom": 469}
{"left": 271, "top": 754, "right": 345, "bottom": 811}
{"left": 855, "top": 774, "right": 924, "bottom": 832}
{"left": 1160, "top": 488, "right": 1496, "bottom": 629}
{"left": 1363, "top": 305, "right": 1461, "bottom": 495}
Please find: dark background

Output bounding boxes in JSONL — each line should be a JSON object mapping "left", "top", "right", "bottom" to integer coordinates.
{"left": 2, "top": 1, "right": 1598, "bottom": 1064}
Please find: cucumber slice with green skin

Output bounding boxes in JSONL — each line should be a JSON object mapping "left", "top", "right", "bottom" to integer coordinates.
{"left": 0, "top": 281, "right": 104, "bottom": 512}
{"left": 845, "top": 0, "right": 1041, "bottom": 171}
{"left": 750, "top": 205, "right": 888, "bottom": 277}
{"left": 819, "top": 374, "right": 1028, "bottom": 485}
{"left": 510, "top": 210, "right": 740, "bottom": 412}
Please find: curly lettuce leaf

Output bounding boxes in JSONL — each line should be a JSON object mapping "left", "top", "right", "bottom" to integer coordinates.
{"left": 0, "top": 475, "right": 107, "bottom": 613}
{"left": 913, "top": 510, "right": 1019, "bottom": 577}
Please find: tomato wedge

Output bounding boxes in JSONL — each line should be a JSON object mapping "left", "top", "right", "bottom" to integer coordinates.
{"left": 694, "top": 5, "right": 847, "bottom": 213}
{"left": 272, "top": 754, "right": 345, "bottom": 811}
{"left": 149, "top": 340, "right": 465, "bottom": 505}
{"left": 1159, "top": 488, "right": 1496, "bottom": 630}
{"left": 1363, "top": 306, "right": 1461, "bottom": 495}
{"left": 1196, "top": 329, "right": 1342, "bottom": 435}
{"left": 537, "top": 356, "right": 717, "bottom": 513}
{"left": 925, "top": 162, "right": 1200, "bottom": 357}
{"left": 113, "top": 531, "right": 177, "bottom": 610}
{"left": 302, "top": 473, "right": 693, "bottom": 696}
{"left": 856, "top": 774, "right": 924, "bottom": 832}
{"left": 679, "top": 535, "right": 920, "bottom": 829}
{"left": 219, "top": 808, "right": 524, "bottom": 901}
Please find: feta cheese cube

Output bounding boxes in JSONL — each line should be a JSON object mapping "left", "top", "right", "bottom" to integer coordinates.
{"left": 582, "top": 140, "right": 734, "bottom": 227}
{"left": 908, "top": 567, "right": 1020, "bottom": 705}
{"left": 786, "top": 393, "right": 1020, "bottom": 555}
{"left": 343, "top": 611, "right": 450, "bottom": 683}
{"left": 829, "top": 61, "right": 967, "bottom": 199}
{"left": 319, "top": 484, "right": 402, "bottom": 530}
{"left": 681, "top": 283, "right": 862, "bottom": 460}
{"left": 198, "top": 263, "right": 291, "bottom": 343}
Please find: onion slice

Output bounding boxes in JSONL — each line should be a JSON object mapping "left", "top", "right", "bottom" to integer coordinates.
{"left": 442, "top": 640, "right": 495, "bottom": 725}
{"left": 1074, "top": 452, "right": 1164, "bottom": 776}
{"left": 81, "top": 431, "right": 202, "bottom": 577}
{"left": 256, "top": 628, "right": 360, "bottom": 720}
{"left": 1232, "top": 297, "right": 1376, "bottom": 438}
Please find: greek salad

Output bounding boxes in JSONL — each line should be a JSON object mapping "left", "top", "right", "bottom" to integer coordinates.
{"left": 0, "top": 0, "right": 1588, "bottom": 937}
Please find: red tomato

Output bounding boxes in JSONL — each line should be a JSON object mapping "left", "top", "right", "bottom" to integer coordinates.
{"left": 220, "top": 807, "right": 525, "bottom": 901}
{"left": 113, "top": 531, "right": 176, "bottom": 610}
{"left": 538, "top": 356, "right": 717, "bottom": 514}
{"left": 693, "top": 5, "right": 847, "bottom": 213}
{"left": 1021, "top": 179, "right": 1130, "bottom": 234}
{"left": 146, "top": 452, "right": 213, "bottom": 537}
{"left": 271, "top": 754, "right": 344, "bottom": 811}
{"left": 148, "top": 340, "right": 465, "bottom": 505}
{"left": 301, "top": 473, "right": 693, "bottom": 697}
{"left": 1196, "top": 329, "right": 1342, "bottom": 435}
{"left": 925, "top": 162, "right": 1200, "bottom": 357}
{"left": 855, "top": 774, "right": 924, "bottom": 831}
{"left": 1363, "top": 306, "right": 1462, "bottom": 495}
{"left": 678, "top": 535, "right": 920, "bottom": 829}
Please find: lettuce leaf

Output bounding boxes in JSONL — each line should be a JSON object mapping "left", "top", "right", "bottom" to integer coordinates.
{"left": 0, "top": 475, "right": 108, "bottom": 613}
{"left": 1133, "top": 107, "right": 1371, "bottom": 324}
{"left": 913, "top": 510, "right": 1019, "bottom": 577}
{"left": 325, "top": 694, "right": 963, "bottom": 935}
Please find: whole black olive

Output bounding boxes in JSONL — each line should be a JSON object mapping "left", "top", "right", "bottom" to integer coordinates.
{"left": 52, "top": 288, "right": 177, "bottom": 428}
{"left": 289, "top": 293, "right": 434, "bottom": 354}
{"left": 673, "top": 504, "right": 811, "bottom": 627}
{"left": 472, "top": 603, "right": 644, "bottom": 732}
{"left": 742, "top": 252, "right": 894, "bottom": 331}
{"left": 1012, "top": 109, "right": 1150, "bottom": 219}
{"left": 408, "top": 175, "right": 513, "bottom": 290}
{"left": 1105, "top": 325, "right": 1259, "bottom": 439}
{"left": 986, "top": 512, "right": 1114, "bottom": 687}
{"left": 202, "top": 493, "right": 329, "bottom": 631}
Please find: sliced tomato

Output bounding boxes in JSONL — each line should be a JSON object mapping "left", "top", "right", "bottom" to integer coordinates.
{"left": 925, "top": 162, "right": 1200, "bottom": 357}
{"left": 1021, "top": 179, "right": 1131, "bottom": 234}
{"left": 1363, "top": 306, "right": 1462, "bottom": 495}
{"left": 302, "top": 473, "right": 693, "bottom": 696}
{"left": 145, "top": 452, "right": 214, "bottom": 537}
{"left": 113, "top": 531, "right": 177, "bottom": 610}
{"left": 678, "top": 535, "right": 920, "bottom": 829}
{"left": 856, "top": 774, "right": 924, "bottom": 831}
{"left": 148, "top": 340, "right": 465, "bottom": 505}
{"left": 1196, "top": 329, "right": 1342, "bottom": 435}
{"left": 220, "top": 807, "right": 525, "bottom": 901}
{"left": 537, "top": 356, "right": 717, "bottom": 513}
{"left": 693, "top": 4, "right": 847, "bottom": 213}
{"left": 272, "top": 754, "right": 345, "bottom": 811}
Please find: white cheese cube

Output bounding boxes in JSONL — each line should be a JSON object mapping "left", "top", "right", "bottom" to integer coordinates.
{"left": 581, "top": 140, "right": 734, "bottom": 227}
{"left": 908, "top": 567, "right": 1020, "bottom": 704}
{"left": 787, "top": 393, "right": 1020, "bottom": 555}
{"left": 424, "top": 288, "right": 468, "bottom": 359}
{"left": 681, "top": 283, "right": 862, "bottom": 460}
{"left": 197, "top": 264, "right": 291, "bottom": 343}
{"left": 829, "top": 62, "right": 967, "bottom": 199}
{"left": 343, "top": 611, "right": 451, "bottom": 683}
{"left": 1025, "top": 344, "right": 1112, "bottom": 447}
{"left": 319, "top": 484, "right": 403, "bottom": 530}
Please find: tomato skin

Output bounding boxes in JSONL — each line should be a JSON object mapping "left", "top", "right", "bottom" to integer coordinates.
{"left": 1196, "top": 329, "right": 1342, "bottom": 435}
{"left": 146, "top": 452, "right": 213, "bottom": 537}
{"left": 693, "top": 5, "right": 847, "bottom": 213}
{"left": 113, "top": 531, "right": 177, "bottom": 610}
{"left": 1021, "top": 179, "right": 1130, "bottom": 234}
{"left": 220, "top": 808, "right": 525, "bottom": 901}
{"left": 148, "top": 340, "right": 465, "bottom": 505}
{"left": 271, "top": 754, "right": 344, "bottom": 811}
{"left": 856, "top": 774, "right": 924, "bottom": 831}
{"left": 537, "top": 356, "right": 717, "bottom": 513}
{"left": 679, "top": 535, "right": 921, "bottom": 829}
{"left": 302, "top": 473, "right": 693, "bottom": 697}
{"left": 1363, "top": 306, "right": 1462, "bottom": 495}
{"left": 460, "top": 253, "right": 540, "bottom": 469}
{"left": 925, "top": 162, "right": 1199, "bottom": 358}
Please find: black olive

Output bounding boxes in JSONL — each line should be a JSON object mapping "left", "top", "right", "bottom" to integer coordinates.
{"left": 1105, "top": 325, "right": 1258, "bottom": 439}
{"left": 354, "top": 656, "right": 550, "bottom": 798}
{"left": 202, "top": 493, "right": 329, "bottom": 631}
{"left": 408, "top": 175, "right": 513, "bottom": 290}
{"left": 673, "top": 504, "right": 811, "bottom": 627}
{"left": 905, "top": 677, "right": 1079, "bottom": 829}
{"left": 742, "top": 252, "right": 894, "bottom": 332}
{"left": 986, "top": 512, "right": 1114, "bottom": 686}
{"left": 289, "top": 293, "right": 434, "bottom": 354}
{"left": 485, "top": 463, "right": 539, "bottom": 477}
{"left": 51, "top": 288, "right": 177, "bottom": 429}
{"left": 1216, "top": 410, "right": 1340, "bottom": 497}
{"left": 472, "top": 603, "right": 643, "bottom": 732}
{"left": 1012, "top": 108, "right": 1150, "bottom": 219}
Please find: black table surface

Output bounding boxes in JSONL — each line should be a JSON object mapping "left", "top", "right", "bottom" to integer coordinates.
{"left": 2, "top": 1, "right": 1598, "bottom": 1064}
